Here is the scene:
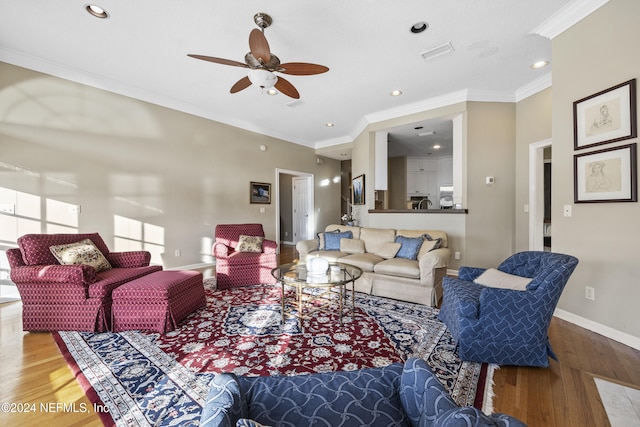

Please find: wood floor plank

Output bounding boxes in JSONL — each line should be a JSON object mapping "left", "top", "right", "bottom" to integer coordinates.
{"left": 1, "top": 245, "right": 639, "bottom": 426}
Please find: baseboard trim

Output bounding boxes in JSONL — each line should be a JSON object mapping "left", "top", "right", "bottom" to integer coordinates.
{"left": 554, "top": 308, "right": 640, "bottom": 351}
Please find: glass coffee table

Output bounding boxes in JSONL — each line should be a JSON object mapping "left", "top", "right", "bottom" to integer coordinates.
{"left": 271, "top": 262, "right": 363, "bottom": 328}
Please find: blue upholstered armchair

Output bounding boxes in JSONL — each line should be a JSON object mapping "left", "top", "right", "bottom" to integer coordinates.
{"left": 200, "top": 358, "right": 526, "bottom": 427}
{"left": 438, "top": 251, "right": 578, "bottom": 367}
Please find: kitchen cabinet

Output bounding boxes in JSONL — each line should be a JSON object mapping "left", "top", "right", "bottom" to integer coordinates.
{"left": 407, "top": 157, "right": 438, "bottom": 199}
{"left": 407, "top": 170, "right": 437, "bottom": 200}
{"left": 407, "top": 157, "right": 438, "bottom": 173}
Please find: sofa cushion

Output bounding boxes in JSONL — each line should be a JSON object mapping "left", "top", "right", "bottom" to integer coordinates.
{"left": 374, "top": 258, "right": 420, "bottom": 279}
{"left": 49, "top": 238, "right": 112, "bottom": 272}
{"left": 339, "top": 253, "right": 384, "bottom": 272}
{"left": 239, "top": 363, "right": 409, "bottom": 427}
{"left": 340, "top": 238, "right": 365, "bottom": 254}
{"left": 473, "top": 268, "right": 531, "bottom": 291}
{"left": 236, "top": 235, "right": 264, "bottom": 253}
{"left": 394, "top": 236, "right": 424, "bottom": 260}
{"left": 18, "top": 233, "right": 111, "bottom": 266}
{"left": 305, "top": 250, "right": 348, "bottom": 263}
{"left": 417, "top": 238, "right": 442, "bottom": 259}
{"left": 376, "top": 242, "right": 402, "bottom": 259}
{"left": 325, "top": 224, "right": 361, "bottom": 240}
{"left": 360, "top": 228, "right": 396, "bottom": 255}
{"left": 397, "top": 230, "right": 448, "bottom": 249}
{"left": 325, "top": 231, "right": 353, "bottom": 251}
{"left": 317, "top": 229, "right": 343, "bottom": 250}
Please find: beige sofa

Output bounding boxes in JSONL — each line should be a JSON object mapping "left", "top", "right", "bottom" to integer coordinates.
{"left": 296, "top": 224, "right": 450, "bottom": 306}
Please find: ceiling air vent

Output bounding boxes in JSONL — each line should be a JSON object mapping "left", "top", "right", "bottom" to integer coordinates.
{"left": 420, "top": 42, "right": 455, "bottom": 61}
{"left": 286, "top": 100, "right": 304, "bottom": 108}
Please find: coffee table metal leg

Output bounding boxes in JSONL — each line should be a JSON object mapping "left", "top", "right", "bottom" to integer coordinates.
{"left": 281, "top": 281, "right": 285, "bottom": 323}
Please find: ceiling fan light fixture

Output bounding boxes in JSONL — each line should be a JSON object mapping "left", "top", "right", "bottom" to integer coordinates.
{"left": 85, "top": 4, "right": 109, "bottom": 19}
{"left": 248, "top": 69, "right": 277, "bottom": 89}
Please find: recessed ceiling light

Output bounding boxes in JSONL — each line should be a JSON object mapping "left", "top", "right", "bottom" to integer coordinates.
{"left": 531, "top": 60, "right": 549, "bottom": 69}
{"left": 325, "top": 123, "right": 335, "bottom": 127}
{"left": 433, "top": 144, "right": 441, "bottom": 149}
{"left": 417, "top": 131, "right": 435, "bottom": 136}
{"left": 86, "top": 4, "right": 109, "bottom": 18}
{"left": 390, "top": 90, "right": 403, "bottom": 97}
{"left": 411, "top": 21, "right": 429, "bottom": 34}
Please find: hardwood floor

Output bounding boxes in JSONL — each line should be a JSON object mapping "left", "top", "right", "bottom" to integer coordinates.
{"left": 1, "top": 244, "right": 638, "bottom": 426}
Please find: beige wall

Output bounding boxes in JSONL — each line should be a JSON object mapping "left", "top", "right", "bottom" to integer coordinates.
{"left": 351, "top": 101, "right": 518, "bottom": 271}
{"left": 514, "top": 88, "right": 553, "bottom": 251}
{"left": 551, "top": 0, "right": 640, "bottom": 339}
{"left": 465, "top": 102, "right": 516, "bottom": 267}
{"left": 0, "top": 62, "right": 341, "bottom": 268}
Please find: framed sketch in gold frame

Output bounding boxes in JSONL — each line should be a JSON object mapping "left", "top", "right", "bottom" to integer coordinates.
{"left": 250, "top": 182, "right": 271, "bottom": 204}
{"left": 574, "top": 143, "right": 637, "bottom": 203}
{"left": 573, "top": 79, "right": 637, "bottom": 150}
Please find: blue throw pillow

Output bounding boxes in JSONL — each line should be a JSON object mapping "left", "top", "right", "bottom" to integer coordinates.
{"left": 325, "top": 231, "right": 353, "bottom": 251}
{"left": 394, "top": 236, "right": 423, "bottom": 260}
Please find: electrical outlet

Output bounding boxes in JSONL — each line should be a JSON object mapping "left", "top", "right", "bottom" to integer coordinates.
{"left": 174, "top": 249, "right": 181, "bottom": 257}
{"left": 585, "top": 286, "right": 595, "bottom": 301}
{"left": 563, "top": 205, "right": 572, "bottom": 217}
{"left": 0, "top": 204, "right": 15, "bottom": 214}
{"left": 454, "top": 252, "right": 461, "bottom": 260}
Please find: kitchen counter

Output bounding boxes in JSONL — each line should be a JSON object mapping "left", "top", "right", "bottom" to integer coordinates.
{"left": 368, "top": 209, "right": 468, "bottom": 214}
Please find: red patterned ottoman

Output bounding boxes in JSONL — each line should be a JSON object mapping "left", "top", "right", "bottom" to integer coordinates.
{"left": 111, "top": 270, "right": 206, "bottom": 333}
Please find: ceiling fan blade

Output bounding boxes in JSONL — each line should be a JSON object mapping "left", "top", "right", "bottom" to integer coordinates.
{"left": 249, "top": 29, "right": 271, "bottom": 63}
{"left": 274, "top": 76, "right": 300, "bottom": 99}
{"left": 230, "top": 76, "right": 252, "bottom": 93}
{"left": 278, "top": 62, "right": 329, "bottom": 75}
{"left": 187, "top": 54, "right": 249, "bottom": 69}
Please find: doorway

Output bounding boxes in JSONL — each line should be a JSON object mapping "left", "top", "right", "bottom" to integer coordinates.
{"left": 275, "top": 169, "right": 314, "bottom": 251}
{"left": 528, "top": 139, "right": 552, "bottom": 251}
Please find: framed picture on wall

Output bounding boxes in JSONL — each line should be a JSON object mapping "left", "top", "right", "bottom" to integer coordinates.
{"left": 573, "top": 79, "right": 637, "bottom": 150}
{"left": 574, "top": 143, "right": 637, "bottom": 203}
{"left": 250, "top": 182, "right": 271, "bottom": 204}
{"left": 352, "top": 174, "right": 365, "bottom": 205}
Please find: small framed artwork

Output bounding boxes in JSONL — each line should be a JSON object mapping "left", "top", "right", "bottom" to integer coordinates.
{"left": 574, "top": 143, "right": 637, "bottom": 203}
{"left": 250, "top": 182, "right": 271, "bottom": 204}
{"left": 352, "top": 174, "right": 365, "bottom": 205}
{"left": 573, "top": 79, "right": 637, "bottom": 150}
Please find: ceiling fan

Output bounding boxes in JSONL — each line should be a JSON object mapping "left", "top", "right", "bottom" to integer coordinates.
{"left": 188, "top": 13, "right": 329, "bottom": 99}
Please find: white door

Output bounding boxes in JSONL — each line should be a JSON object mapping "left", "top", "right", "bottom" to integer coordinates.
{"left": 293, "top": 177, "right": 310, "bottom": 243}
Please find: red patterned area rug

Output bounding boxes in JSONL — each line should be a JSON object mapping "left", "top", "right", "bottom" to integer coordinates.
{"left": 54, "top": 280, "right": 493, "bottom": 427}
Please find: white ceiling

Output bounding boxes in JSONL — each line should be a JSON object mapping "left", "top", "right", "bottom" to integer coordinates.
{"left": 0, "top": 1, "right": 603, "bottom": 159}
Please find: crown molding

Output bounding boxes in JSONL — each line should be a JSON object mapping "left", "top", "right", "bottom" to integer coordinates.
{"left": 531, "top": 0, "right": 609, "bottom": 39}
{"left": 515, "top": 73, "right": 552, "bottom": 102}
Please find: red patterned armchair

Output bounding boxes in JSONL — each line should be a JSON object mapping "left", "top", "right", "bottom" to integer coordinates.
{"left": 213, "top": 224, "right": 277, "bottom": 289}
{"left": 7, "top": 233, "right": 162, "bottom": 332}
